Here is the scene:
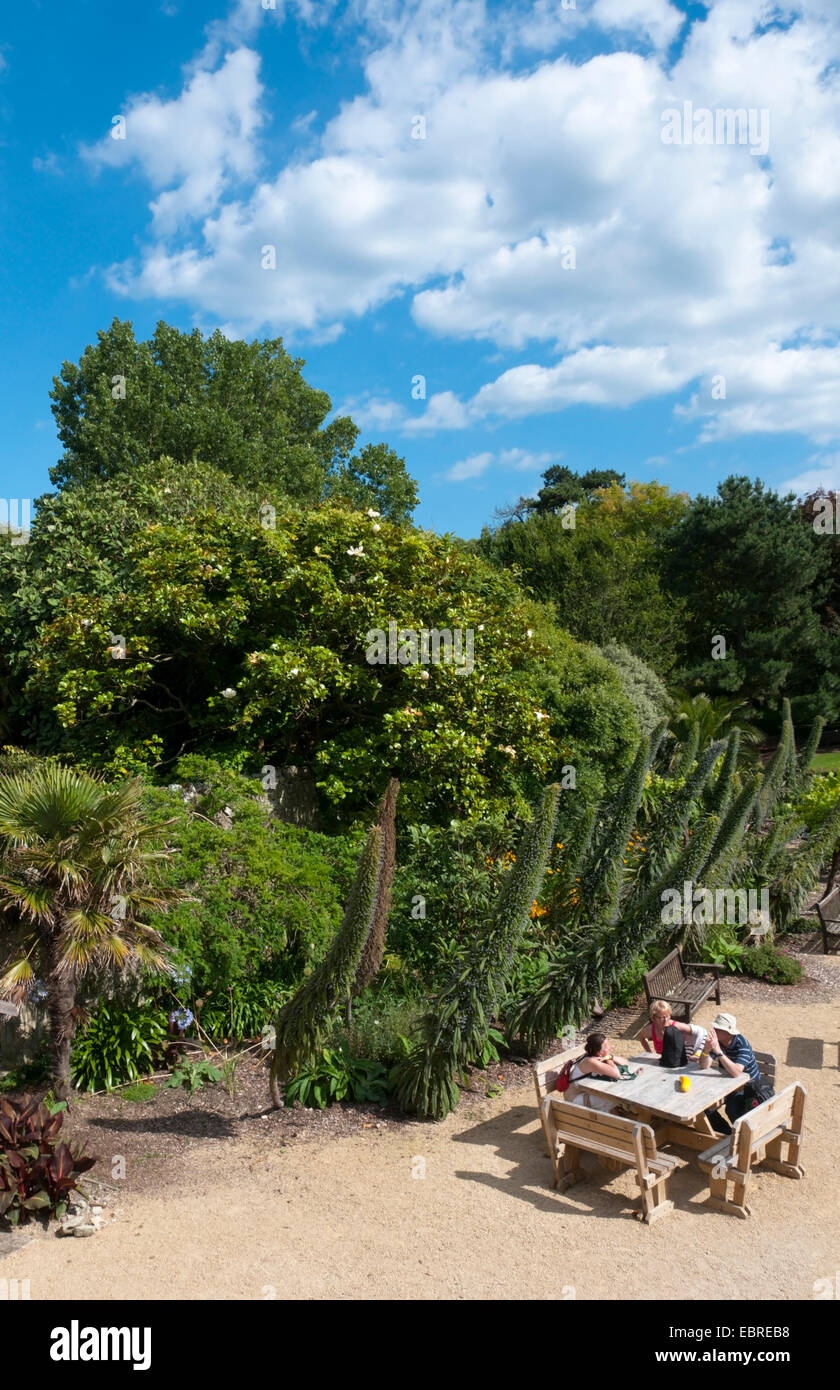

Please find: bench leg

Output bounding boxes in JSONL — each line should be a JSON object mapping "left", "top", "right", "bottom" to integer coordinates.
{"left": 637, "top": 1171, "right": 673, "bottom": 1225}
{"left": 763, "top": 1132, "right": 804, "bottom": 1178}
{"left": 558, "top": 1143, "right": 584, "bottom": 1192}
{"left": 707, "top": 1168, "right": 751, "bottom": 1218}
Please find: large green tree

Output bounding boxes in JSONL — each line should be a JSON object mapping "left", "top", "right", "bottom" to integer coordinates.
{"left": 664, "top": 477, "right": 838, "bottom": 724}
{"left": 49, "top": 318, "right": 418, "bottom": 521}
{"left": 477, "top": 479, "right": 688, "bottom": 670}
{"left": 0, "top": 460, "right": 637, "bottom": 826}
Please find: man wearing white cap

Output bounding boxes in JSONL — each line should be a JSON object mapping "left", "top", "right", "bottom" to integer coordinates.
{"left": 700, "top": 1011, "right": 774, "bottom": 1134}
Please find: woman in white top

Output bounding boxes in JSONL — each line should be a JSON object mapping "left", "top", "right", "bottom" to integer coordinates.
{"left": 567, "top": 1032, "right": 633, "bottom": 1113}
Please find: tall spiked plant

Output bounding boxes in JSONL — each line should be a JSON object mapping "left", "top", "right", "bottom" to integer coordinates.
{"left": 770, "top": 794, "right": 840, "bottom": 929}
{"left": 352, "top": 778, "right": 399, "bottom": 997}
{"left": 508, "top": 815, "right": 721, "bottom": 1055}
{"left": 757, "top": 701, "right": 794, "bottom": 822}
{"left": 269, "top": 822, "right": 386, "bottom": 1107}
{"left": 579, "top": 730, "right": 659, "bottom": 924}
{"left": 793, "top": 716, "right": 824, "bottom": 794}
{"left": 392, "top": 784, "right": 560, "bottom": 1120}
{"left": 627, "top": 738, "right": 726, "bottom": 899}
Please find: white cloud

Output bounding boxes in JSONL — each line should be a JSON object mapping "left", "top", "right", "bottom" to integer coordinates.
{"left": 84, "top": 48, "right": 263, "bottom": 232}
{"left": 445, "top": 451, "right": 493, "bottom": 481}
{"left": 779, "top": 454, "right": 840, "bottom": 498}
{"left": 33, "top": 153, "right": 62, "bottom": 175}
{"left": 89, "top": 0, "right": 840, "bottom": 445}
{"left": 442, "top": 445, "right": 558, "bottom": 482}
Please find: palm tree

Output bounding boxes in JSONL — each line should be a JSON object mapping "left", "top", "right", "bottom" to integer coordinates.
{"left": 667, "top": 690, "right": 762, "bottom": 768}
{"left": 0, "top": 765, "right": 174, "bottom": 1098}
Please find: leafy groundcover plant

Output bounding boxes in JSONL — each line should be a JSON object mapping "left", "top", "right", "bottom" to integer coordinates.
{"left": 0, "top": 1097, "right": 96, "bottom": 1225}
{"left": 285, "top": 1047, "right": 389, "bottom": 1110}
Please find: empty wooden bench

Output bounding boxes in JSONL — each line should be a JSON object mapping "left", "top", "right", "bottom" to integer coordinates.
{"left": 698, "top": 1082, "right": 806, "bottom": 1219}
{"left": 541, "top": 1097, "right": 677, "bottom": 1224}
{"left": 815, "top": 884, "right": 840, "bottom": 955}
{"left": 643, "top": 946, "right": 722, "bottom": 1022}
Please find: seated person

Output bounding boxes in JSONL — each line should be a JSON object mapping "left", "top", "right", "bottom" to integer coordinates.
{"left": 700, "top": 1011, "right": 774, "bottom": 1134}
{"left": 566, "top": 1032, "right": 636, "bottom": 1113}
{"left": 638, "top": 999, "right": 709, "bottom": 1060}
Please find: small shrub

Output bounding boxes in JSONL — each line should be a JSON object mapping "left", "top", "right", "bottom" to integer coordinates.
{"left": 199, "top": 981, "right": 292, "bottom": 1042}
{"left": 607, "top": 953, "right": 651, "bottom": 1007}
{"left": 71, "top": 1002, "right": 169, "bottom": 1092}
{"left": 328, "top": 992, "right": 423, "bottom": 1068}
{"left": 741, "top": 943, "right": 803, "bottom": 985}
{"left": 700, "top": 930, "right": 746, "bottom": 974}
{"left": 285, "top": 1047, "right": 389, "bottom": 1109}
{"left": 164, "top": 1058, "right": 222, "bottom": 1101}
{"left": 0, "top": 1097, "right": 96, "bottom": 1226}
{"left": 0, "top": 1056, "right": 51, "bottom": 1095}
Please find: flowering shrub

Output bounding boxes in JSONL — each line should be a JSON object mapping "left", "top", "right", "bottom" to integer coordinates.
{"left": 741, "top": 943, "right": 803, "bottom": 986}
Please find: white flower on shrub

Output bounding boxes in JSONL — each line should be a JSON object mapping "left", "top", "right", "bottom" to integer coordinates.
{"left": 346, "top": 545, "right": 365, "bottom": 556}
{"left": 221, "top": 687, "right": 237, "bottom": 699}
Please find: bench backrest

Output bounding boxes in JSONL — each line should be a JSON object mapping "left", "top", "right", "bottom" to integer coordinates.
{"left": 752, "top": 1050, "right": 777, "bottom": 1086}
{"left": 816, "top": 886, "right": 840, "bottom": 925}
{"left": 644, "top": 947, "right": 685, "bottom": 1000}
{"left": 533, "top": 1048, "right": 581, "bottom": 1102}
{"left": 732, "top": 1083, "right": 806, "bottom": 1170}
{"left": 546, "top": 1098, "right": 656, "bottom": 1165}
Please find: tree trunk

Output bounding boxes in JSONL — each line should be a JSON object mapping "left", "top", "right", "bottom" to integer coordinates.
{"left": 45, "top": 932, "right": 76, "bottom": 1102}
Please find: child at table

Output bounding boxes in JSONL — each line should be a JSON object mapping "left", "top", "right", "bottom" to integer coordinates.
{"left": 566, "top": 1032, "right": 635, "bottom": 1112}
{"left": 638, "top": 1000, "right": 709, "bottom": 1061}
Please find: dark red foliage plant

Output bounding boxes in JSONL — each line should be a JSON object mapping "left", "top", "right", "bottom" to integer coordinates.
{"left": 0, "top": 1096, "right": 96, "bottom": 1226}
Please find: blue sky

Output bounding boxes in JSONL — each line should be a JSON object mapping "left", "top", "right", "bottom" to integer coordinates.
{"left": 1, "top": 0, "right": 839, "bottom": 537}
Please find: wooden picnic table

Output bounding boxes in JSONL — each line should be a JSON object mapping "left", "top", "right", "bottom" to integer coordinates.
{"left": 572, "top": 1054, "right": 750, "bottom": 1152}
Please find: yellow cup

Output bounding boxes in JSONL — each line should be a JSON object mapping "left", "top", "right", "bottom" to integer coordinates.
{"left": 679, "top": 1075, "right": 692, "bottom": 1092}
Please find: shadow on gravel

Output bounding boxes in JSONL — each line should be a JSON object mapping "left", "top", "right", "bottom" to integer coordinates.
{"left": 90, "top": 1110, "right": 238, "bottom": 1139}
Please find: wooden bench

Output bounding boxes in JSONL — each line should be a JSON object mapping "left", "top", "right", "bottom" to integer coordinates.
{"left": 815, "top": 885, "right": 840, "bottom": 955}
{"left": 533, "top": 1047, "right": 582, "bottom": 1157}
{"left": 541, "top": 1097, "right": 677, "bottom": 1224}
{"left": 643, "top": 947, "right": 722, "bottom": 1022}
{"left": 698, "top": 1082, "right": 806, "bottom": 1219}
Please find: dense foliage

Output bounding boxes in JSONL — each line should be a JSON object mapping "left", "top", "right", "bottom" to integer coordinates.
{"left": 49, "top": 318, "right": 418, "bottom": 519}
{"left": 0, "top": 472, "right": 637, "bottom": 823}
{"left": 477, "top": 479, "right": 688, "bottom": 671}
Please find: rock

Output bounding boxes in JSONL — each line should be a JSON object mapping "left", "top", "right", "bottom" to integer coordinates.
{"left": 57, "top": 1210, "right": 104, "bottom": 1238}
